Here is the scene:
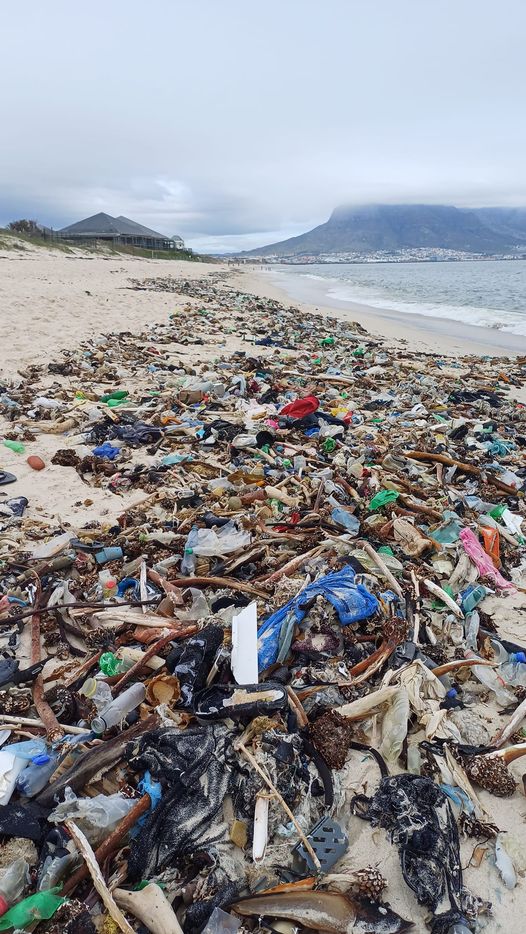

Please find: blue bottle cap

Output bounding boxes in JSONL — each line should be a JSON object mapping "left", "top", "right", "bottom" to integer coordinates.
{"left": 446, "top": 688, "right": 457, "bottom": 699}
{"left": 515, "top": 651, "right": 526, "bottom": 664}
{"left": 32, "top": 754, "right": 51, "bottom": 765}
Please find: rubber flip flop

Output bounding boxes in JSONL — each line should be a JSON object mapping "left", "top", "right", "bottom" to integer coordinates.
{"left": 0, "top": 471, "right": 17, "bottom": 486}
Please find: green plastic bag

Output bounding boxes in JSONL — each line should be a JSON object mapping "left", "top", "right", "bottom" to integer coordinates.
{"left": 368, "top": 490, "right": 400, "bottom": 510}
{"left": 99, "top": 651, "right": 127, "bottom": 676}
{"left": 0, "top": 889, "right": 65, "bottom": 930}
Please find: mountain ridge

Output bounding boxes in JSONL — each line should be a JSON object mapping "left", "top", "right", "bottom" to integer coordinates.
{"left": 243, "top": 204, "right": 526, "bottom": 257}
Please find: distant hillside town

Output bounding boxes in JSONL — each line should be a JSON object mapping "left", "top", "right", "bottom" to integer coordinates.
{"left": 241, "top": 204, "right": 526, "bottom": 263}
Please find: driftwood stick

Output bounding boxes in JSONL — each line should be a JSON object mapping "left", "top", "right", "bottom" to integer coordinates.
{"left": 403, "top": 450, "right": 520, "bottom": 496}
{"left": 65, "top": 820, "right": 135, "bottom": 934}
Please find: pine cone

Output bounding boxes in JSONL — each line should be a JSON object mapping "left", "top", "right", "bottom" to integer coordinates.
{"left": 465, "top": 754, "right": 516, "bottom": 796}
{"left": 350, "top": 866, "right": 388, "bottom": 901}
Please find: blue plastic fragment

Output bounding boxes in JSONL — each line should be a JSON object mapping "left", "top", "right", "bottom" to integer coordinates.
{"left": 257, "top": 566, "right": 379, "bottom": 670}
{"left": 92, "top": 442, "right": 120, "bottom": 460}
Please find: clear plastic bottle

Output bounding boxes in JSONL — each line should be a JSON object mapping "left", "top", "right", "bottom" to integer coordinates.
{"left": 181, "top": 525, "right": 199, "bottom": 576}
{"left": 0, "top": 858, "right": 29, "bottom": 916}
{"left": 499, "top": 652, "right": 526, "bottom": 688}
{"left": 79, "top": 677, "right": 113, "bottom": 711}
{"left": 16, "top": 733, "right": 92, "bottom": 797}
{"left": 98, "top": 570, "right": 117, "bottom": 600}
{"left": 91, "top": 683, "right": 146, "bottom": 734}
{"left": 465, "top": 650, "right": 516, "bottom": 706}
{"left": 464, "top": 611, "right": 480, "bottom": 651}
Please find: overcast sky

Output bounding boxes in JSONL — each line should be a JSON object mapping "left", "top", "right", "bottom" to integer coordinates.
{"left": 1, "top": 0, "right": 525, "bottom": 252}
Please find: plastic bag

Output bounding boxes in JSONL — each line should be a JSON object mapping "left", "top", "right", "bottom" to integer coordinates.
{"left": 49, "top": 786, "right": 136, "bottom": 831}
{"left": 0, "top": 888, "right": 65, "bottom": 930}
{"left": 174, "top": 588, "right": 210, "bottom": 621}
{"left": 368, "top": 490, "right": 400, "bottom": 510}
{"left": 257, "top": 566, "right": 379, "bottom": 670}
{"left": 192, "top": 521, "right": 251, "bottom": 557}
{"left": 203, "top": 907, "right": 241, "bottom": 933}
{"left": 460, "top": 528, "right": 516, "bottom": 591}
{"left": 380, "top": 688, "right": 410, "bottom": 763}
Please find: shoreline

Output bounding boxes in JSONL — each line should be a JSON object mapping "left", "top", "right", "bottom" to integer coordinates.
{"left": 231, "top": 263, "right": 526, "bottom": 357}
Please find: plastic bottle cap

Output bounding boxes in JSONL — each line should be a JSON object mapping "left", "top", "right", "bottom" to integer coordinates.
{"left": 516, "top": 651, "right": 526, "bottom": 664}
{"left": 32, "top": 754, "right": 51, "bottom": 765}
{"left": 0, "top": 895, "right": 9, "bottom": 916}
{"left": 80, "top": 677, "right": 98, "bottom": 698}
{"left": 446, "top": 688, "right": 458, "bottom": 698}
{"left": 91, "top": 716, "right": 106, "bottom": 734}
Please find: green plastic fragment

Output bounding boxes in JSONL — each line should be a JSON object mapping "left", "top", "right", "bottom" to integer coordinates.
{"left": 489, "top": 504, "right": 506, "bottom": 519}
{"left": 368, "top": 490, "right": 400, "bottom": 510}
{"left": 0, "top": 889, "right": 65, "bottom": 930}
{"left": 99, "top": 651, "right": 127, "bottom": 676}
{"left": 321, "top": 336, "right": 335, "bottom": 346}
{"left": 106, "top": 397, "right": 127, "bottom": 408}
{"left": 100, "top": 390, "right": 128, "bottom": 403}
{"left": 322, "top": 438, "right": 336, "bottom": 452}
{"left": 3, "top": 440, "right": 25, "bottom": 453}
{"left": 377, "top": 546, "right": 395, "bottom": 556}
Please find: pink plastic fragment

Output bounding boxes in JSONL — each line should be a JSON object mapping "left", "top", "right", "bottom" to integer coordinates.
{"left": 460, "top": 528, "right": 516, "bottom": 592}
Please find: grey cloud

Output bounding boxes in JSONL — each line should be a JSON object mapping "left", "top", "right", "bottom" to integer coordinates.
{"left": 1, "top": 0, "right": 525, "bottom": 253}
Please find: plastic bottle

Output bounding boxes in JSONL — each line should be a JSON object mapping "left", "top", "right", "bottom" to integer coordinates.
{"left": 94, "top": 546, "right": 123, "bottom": 565}
{"left": 0, "top": 859, "right": 29, "bottom": 916}
{"left": 181, "top": 525, "right": 199, "bottom": 576}
{"left": 3, "top": 440, "right": 25, "bottom": 454}
{"left": 465, "top": 650, "right": 516, "bottom": 706}
{"left": 79, "top": 679, "right": 114, "bottom": 717}
{"left": 91, "top": 683, "right": 146, "bottom": 734}
{"left": 499, "top": 652, "right": 526, "bottom": 688}
{"left": 16, "top": 733, "right": 92, "bottom": 797}
{"left": 98, "top": 570, "right": 117, "bottom": 600}
{"left": 464, "top": 611, "right": 480, "bottom": 651}
{"left": 461, "top": 584, "right": 488, "bottom": 614}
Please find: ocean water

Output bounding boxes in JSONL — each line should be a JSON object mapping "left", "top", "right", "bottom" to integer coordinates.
{"left": 271, "top": 259, "right": 526, "bottom": 335}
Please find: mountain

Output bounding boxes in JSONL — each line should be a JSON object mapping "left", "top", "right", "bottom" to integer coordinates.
{"left": 473, "top": 207, "right": 526, "bottom": 244}
{"left": 244, "top": 204, "right": 526, "bottom": 257}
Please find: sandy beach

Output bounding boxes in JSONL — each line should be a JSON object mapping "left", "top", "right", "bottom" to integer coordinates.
{"left": 1, "top": 245, "right": 526, "bottom": 931}
{"left": 1, "top": 244, "right": 525, "bottom": 529}
{"left": 2, "top": 247, "right": 524, "bottom": 376}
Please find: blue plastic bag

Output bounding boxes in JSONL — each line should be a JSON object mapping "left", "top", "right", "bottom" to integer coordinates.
{"left": 257, "top": 566, "right": 379, "bottom": 670}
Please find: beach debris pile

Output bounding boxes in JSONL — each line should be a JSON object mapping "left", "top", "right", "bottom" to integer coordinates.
{"left": 0, "top": 273, "right": 525, "bottom": 932}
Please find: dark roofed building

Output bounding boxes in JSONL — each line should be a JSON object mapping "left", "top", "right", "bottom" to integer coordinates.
{"left": 58, "top": 212, "right": 186, "bottom": 251}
